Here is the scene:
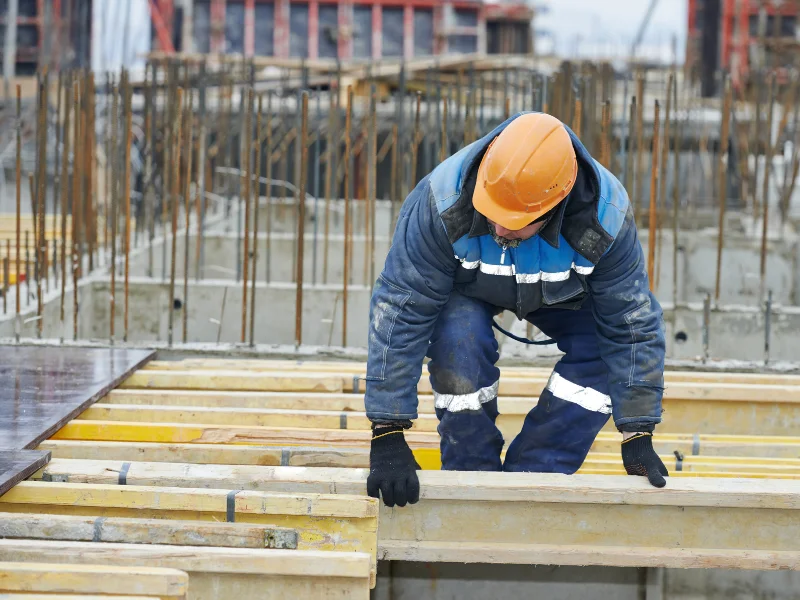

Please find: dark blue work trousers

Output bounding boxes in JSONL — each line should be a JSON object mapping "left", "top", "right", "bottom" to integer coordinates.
{"left": 426, "top": 291, "right": 611, "bottom": 473}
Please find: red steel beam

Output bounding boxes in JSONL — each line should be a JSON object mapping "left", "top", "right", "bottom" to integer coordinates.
{"left": 372, "top": 4, "right": 382, "bottom": 59}
{"left": 309, "top": 0, "right": 319, "bottom": 59}
{"left": 210, "top": 0, "right": 226, "bottom": 53}
{"left": 149, "top": 0, "right": 176, "bottom": 53}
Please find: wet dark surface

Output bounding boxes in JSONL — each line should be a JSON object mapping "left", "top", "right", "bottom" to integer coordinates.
{"left": 0, "top": 449, "right": 51, "bottom": 495}
{"left": 0, "top": 346, "right": 154, "bottom": 494}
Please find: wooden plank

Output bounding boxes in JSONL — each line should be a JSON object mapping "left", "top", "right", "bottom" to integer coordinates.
{"left": 0, "top": 595, "right": 159, "bottom": 599}
{"left": 120, "top": 371, "right": 344, "bottom": 393}
{"left": 94, "top": 391, "right": 800, "bottom": 436}
{"left": 0, "top": 540, "right": 372, "bottom": 599}
{"left": 39, "top": 441, "right": 800, "bottom": 473}
{"left": 50, "top": 421, "right": 800, "bottom": 458}
{"left": 142, "top": 359, "right": 800, "bottom": 386}
{"left": 0, "top": 513, "right": 299, "bottom": 549}
{"left": 20, "top": 466, "right": 800, "bottom": 568}
{"left": 0, "top": 450, "right": 50, "bottom": 496}
{"left": 121, "top": 368, "right": 800, "bottom": 402}
{"left": 0, "top": 595, "right": 159, "bottom": 600}
{"left": 0, "top": 482, "right": 378, "bottom": 583}
{"left": 38, "top": 441, "right": 372, "bottom": 468}
{"left": 0, "top": 562, "right": 187, "bottom": 598}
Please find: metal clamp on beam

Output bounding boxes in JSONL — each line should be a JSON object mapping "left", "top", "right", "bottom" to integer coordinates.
{"left": 227, "top": 490, "right": 241, "bottom": 523}
{"left": 673, "top": 450, "right": 684, "bottom": 472}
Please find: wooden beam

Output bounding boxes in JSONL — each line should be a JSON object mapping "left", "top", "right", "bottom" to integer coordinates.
{"left": 100, "top": 389, "right": 800, "bottom": 436}
{"left": 0, "top": 562, "right": 187, "bottom": 598}
{"left": 77, "top": 404, "right": 438, "bottom": 433}
{"left": 0, "top": 594, "right": 160, "bottom": 599}
{"left": 0, "top": 513, "right": 299, "bottom": 549}
{"left": 39, "top": 440, "right": 800, "bottom": 481}
{"left": 16, "top": 468, "right": 800, "bottom": 570}
{"left": 141, "top": 360, "right": 800, "bottom": 386}
{"left": 123, "top": 368, "right": 800, "bottom": 402}
{"left": 120, "top": 371, "right": 344, "bottom": 393}
{"left": 49, "top": 421, "right": 800, "bottom": 459}
{"left": 0, "top": 482, "right": 378, "bottom": 584}
{"left": 38, "top": 441, "right": 372, "bottom": 468}
{"left": 0, "top": 540, "right": 372, "bottom": 599}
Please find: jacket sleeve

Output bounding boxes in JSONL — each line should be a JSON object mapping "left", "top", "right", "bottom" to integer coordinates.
{"left": 587, "top": 206, "right": 665, "bottom": 432}
{"left": 364, "top": 179, "right": 458, "bottom": 423}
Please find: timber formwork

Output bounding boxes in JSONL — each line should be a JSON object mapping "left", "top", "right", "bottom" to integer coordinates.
{"left": 2, "top": 354, "right": 800, "bottom": 595}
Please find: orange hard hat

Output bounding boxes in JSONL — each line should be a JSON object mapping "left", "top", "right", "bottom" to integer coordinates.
{"left": 473, "top": 113, "right": 578, "bottom": 231}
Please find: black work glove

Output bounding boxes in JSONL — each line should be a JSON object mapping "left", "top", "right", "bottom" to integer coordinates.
{"left": 366, "top": 425, "right": 420, "bottom": 508}
{"left": 621, "top": 432, "right": 668, "bottom": 488}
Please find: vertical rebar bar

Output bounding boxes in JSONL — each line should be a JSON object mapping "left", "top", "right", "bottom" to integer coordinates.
{"left": 241, "top": 88, "right": 254, "bottom": 344}
{"left": 634, "top": 73, "right": 645, "bottom": 216}
{"left": 655, "top": 73, "right": 674, "bottom": 291}
{"left": 249, "top": 95, "right": 263, "bottom": 347}
{"left": 322, "top": 90, "right": 333, "bottom": 284}
{"left": 59, "top": 80, "right": 70, "bottom": 340}
{"left": 167, "top": 88, "right": 184, "bottom": 347}
{"left": 123, "top": 75, "right": 133, "bottom": 343}
{"left": 440, "top": 101, "right": 448, "bottom": 162}
{"left": 764, "top": 289, "right": 772, "bottom": 366}
{"left": 624, "top": 95, "right": 636, "bottom": 201}
{"left": 342, "top": 86, "right": 353, "bottom": 348}
{"left": 182, "top": 95, "right": 194, "bottom": 344}
{"left": 369, "top": 86, "right": 377, "bottom": 288}
{"left": 296, "top": 91, "right": 309, "bottom": 347}
{"left": 702, "top": 292, "right": 711, "bottom": 363}
{"left": 760, "top": 76, "right": 777, "bottom": 301}
{"left": 672, "top": 77, "right": 681, "bottom": 312}
{"left": 36, "top": 77, "right": 46, "bottom": 338}
{"left": 714, "top": 77, "right": 732, "bottom": 304}
{"left": 14, "top": 85, "right": 21, "bottom": 341}
{"left": 265, "top": 92, "right": 274, "bottom": 284}
{"left": 109, "top": 80, "right": 118, "bottom": 341}
{"left": 72, "top": 81, "right": 80, "bottom": 340}
{"left": 647, "top": 101, "right": 660, "bottom": 291}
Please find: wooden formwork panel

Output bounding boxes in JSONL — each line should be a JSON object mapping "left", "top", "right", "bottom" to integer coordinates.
{"left": 0, "top": 540, "right": 372, "bottom": 600}
{"left": 0, "top": 595, "right": 160, "bottom": 599}
{"left": 0, "top": 562, "right": 187, "bottom": 598}
{"left": 18, "top": 464, "right": 800, "bottom": 570}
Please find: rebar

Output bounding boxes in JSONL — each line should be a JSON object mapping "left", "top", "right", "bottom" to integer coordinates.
{"left": 714, "top": 77, "right": 732, "bottom": 304}
{"left": 296, "top": 91, "right": 309, "bottom": 347}
{"left": 647, "top": 100, "right": 660, "bottom": 291}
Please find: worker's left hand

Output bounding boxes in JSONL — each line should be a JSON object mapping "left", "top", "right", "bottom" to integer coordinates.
{"left": 621, "top": 432, "right": 668, "bottom": 488}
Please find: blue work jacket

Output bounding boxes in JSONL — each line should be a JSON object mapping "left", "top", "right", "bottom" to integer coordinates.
{"left": 365, "top": 113, "right": 665, "bottom": 432}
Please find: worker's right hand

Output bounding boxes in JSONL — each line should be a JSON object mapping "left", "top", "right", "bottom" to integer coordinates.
{"left": 366, "top": 425, "right": 420, "bottom": 508}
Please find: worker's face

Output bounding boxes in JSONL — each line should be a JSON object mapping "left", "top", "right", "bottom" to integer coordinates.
{"left": 486, "top": 218, "right": 549, "bottom": 247}
{"left": 487, "top": 218, "right": 548, "bottom": 242}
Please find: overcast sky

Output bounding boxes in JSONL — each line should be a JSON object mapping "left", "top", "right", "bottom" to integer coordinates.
{"left": 535, "top": 0, "right": 688, "bottom": 63}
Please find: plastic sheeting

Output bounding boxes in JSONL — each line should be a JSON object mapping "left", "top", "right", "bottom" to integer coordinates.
{"left": 226, "top": 2, "right": 245, "bottom": 54}
{"left": 352, "top": 6, "right": 372, "bottom": 59}
{"left": 318, "top": 4, "right": 338, "bottom": 59}
{"left": 91, "top": 0, "right": 151, "bottom": 74}
{"left": 382, "top": 7, "right": 404, "bottom": 57}
{"left": 254, "top": 3, "right": 275, "bottom": 56}
{"left": 290, "top": 3, "right": 309, "bottom": 58}
{"left": 414, "top": 9, "right": 433, "bottom": 56}
{"left": 194, "top": 1, "right": 211, "bottom": 53}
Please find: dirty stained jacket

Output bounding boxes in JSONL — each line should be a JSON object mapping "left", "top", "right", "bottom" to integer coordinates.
{"left": 365, "top": 113, "right": 665, "bottom": 432}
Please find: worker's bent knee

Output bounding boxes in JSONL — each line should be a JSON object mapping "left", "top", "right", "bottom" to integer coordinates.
{"left": 436, "top": 399, "right": 504, "bottom": 471}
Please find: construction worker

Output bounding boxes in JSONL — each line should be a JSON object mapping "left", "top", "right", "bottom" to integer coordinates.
{"left": 365, "top": 112, "right": 668, "bottom": 508}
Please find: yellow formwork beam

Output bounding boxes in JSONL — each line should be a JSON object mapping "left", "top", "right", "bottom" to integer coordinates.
{"left": 51, "top": 420, "right": 800, "bottom": 458}
{"left": 97, "top": 390, "right": 800, "bottom": 436}
{"left": 0, "top": 595, "right": 160, "bottom": 599}
{"left": 142, "top": 359, "right": 800, "bottom": 386}
{"left": 0, "top": 512, "right": 299, "bottom": 549}
{"left": 120, "top": 369, "right": 800, "bottom": 403}
{"left": 37, "top": 440, "right": 800, "bottom": 474}
{"left": 0, "top": 540, "right": 372, "bottom": 600}
{"left": 0, "top": 481, "right": 378, "bottom": 584}
{"left": 0, "top": 562, "right": 188, "bottom": 599}
{"left": 120, "top": 371, "right": 344, "bottom": 393}
{"left": 15, "top": 468, "right": 800, "bottom": 569}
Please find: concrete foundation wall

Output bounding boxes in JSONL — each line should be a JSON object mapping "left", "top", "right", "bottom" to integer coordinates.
{"left": 6, "top": 279, "right": 800, "bottom": 362}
